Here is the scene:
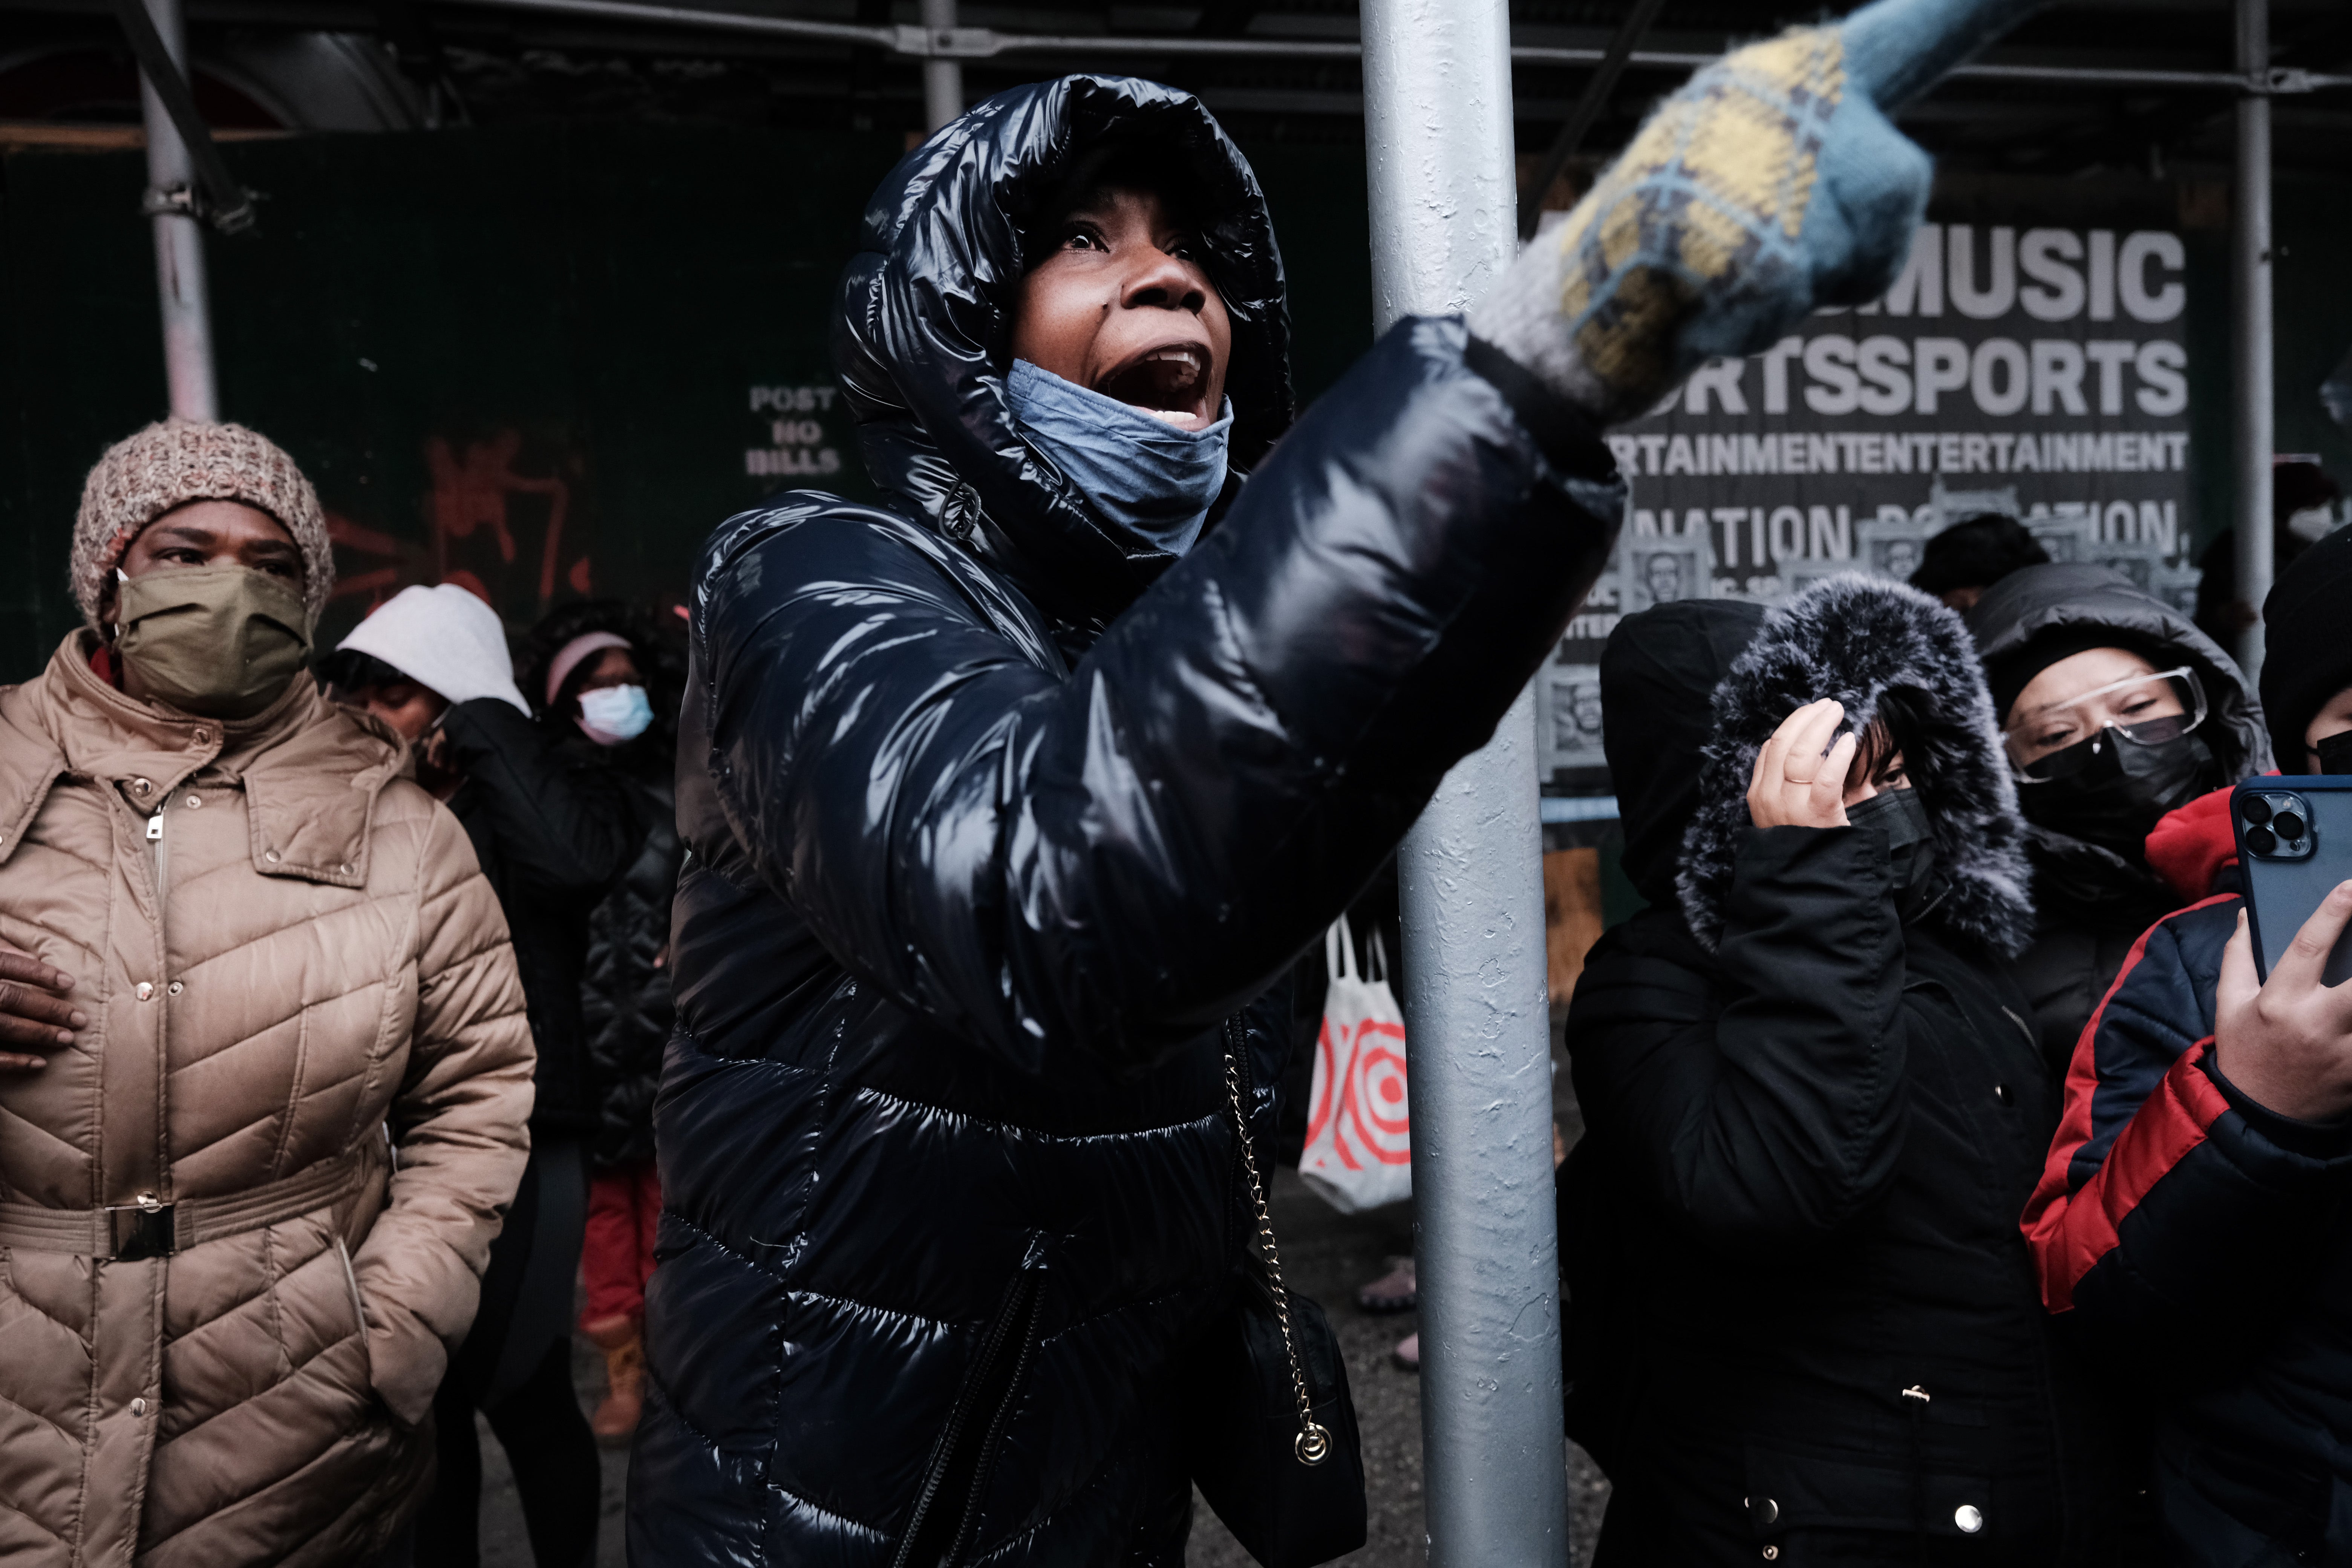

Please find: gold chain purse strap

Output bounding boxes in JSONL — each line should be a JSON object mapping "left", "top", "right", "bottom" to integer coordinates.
{"left": 1221, "top": 1038, "right": 1334, "bottom": 1467}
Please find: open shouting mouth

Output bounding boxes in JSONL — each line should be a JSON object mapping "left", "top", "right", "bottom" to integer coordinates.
{"left": 1095, "top": 342, "right": 1217, "bottom": 430}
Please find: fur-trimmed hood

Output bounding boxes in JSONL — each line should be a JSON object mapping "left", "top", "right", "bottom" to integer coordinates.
{"left": 1674, "top": 574, "right": 2036, "bottom": 958}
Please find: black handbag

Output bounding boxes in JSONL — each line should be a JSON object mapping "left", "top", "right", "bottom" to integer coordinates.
{"left": 1179, "top": 1037, "right": 1368, "bottom": 1568}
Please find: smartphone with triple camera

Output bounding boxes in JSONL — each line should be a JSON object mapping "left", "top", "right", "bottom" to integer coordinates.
{"left": 2232, "top": 778, "right": 2352, "bottom": 985}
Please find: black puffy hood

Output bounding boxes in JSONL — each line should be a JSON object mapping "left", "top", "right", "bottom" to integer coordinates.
{"left": 1600, "top": 599, "right": 1767, "bottom": 906}
{"left": 832, "top": 75, "right": 1294, "bottom": 629}
{"left": 1965, "top": 562, "right": 2270, "bottom": 779}
{"left": 1678, "top": 575, "right": 2037, "bottom": 959}
{"left": 2262, "top": 524, "right": 2352, "bottom": 770}
{"left": 1966, "top": 562, "right": 2271, "bottom": 902}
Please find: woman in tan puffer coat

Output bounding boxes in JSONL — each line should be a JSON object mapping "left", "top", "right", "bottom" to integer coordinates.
{"left": 0, "top": 420, "right": 534, "bottom": 1566}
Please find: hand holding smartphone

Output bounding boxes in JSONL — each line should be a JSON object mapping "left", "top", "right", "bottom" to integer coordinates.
{"left": 2234, "top": 780, "right": 2352, "bottom": 986}
{"left": 2217, "top": 778, "right": 2352, "bottom": 1120}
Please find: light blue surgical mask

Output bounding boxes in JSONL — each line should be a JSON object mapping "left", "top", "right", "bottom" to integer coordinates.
{"left": 578, "top": 683, "right": 654, "bottom": 746}
{"left": 1005, "top": 358, "right": 1233, "bottom": 556}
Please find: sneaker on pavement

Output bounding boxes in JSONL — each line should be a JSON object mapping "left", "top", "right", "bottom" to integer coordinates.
{"left": 1357, "top": 1256, "right": 1417, "bottom": 1314}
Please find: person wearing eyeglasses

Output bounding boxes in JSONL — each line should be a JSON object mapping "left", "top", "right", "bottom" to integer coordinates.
{"left": 1965, "top": 563, "right": 2272, "bottom": 1070}
{"left": 2020, "top": 523, "right": 2352, "bottom": 1563}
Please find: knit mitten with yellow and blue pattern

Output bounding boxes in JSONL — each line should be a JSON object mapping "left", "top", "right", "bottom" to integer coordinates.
{"left": 1472, "top": 0, "right": 2045, "bottom": 427}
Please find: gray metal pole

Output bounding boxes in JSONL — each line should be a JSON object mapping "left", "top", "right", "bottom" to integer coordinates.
{"left": 1363, "top": 2, "right": 1570, "bottom": 1564}
{"left": 2233, "top": 0, "right": 2272, "bottom": 679}
{"left": 136, "top": 0, "right": 218, "bottom": 421}
{"left": 920, "top": 0, "right": 963, "bottom": 132}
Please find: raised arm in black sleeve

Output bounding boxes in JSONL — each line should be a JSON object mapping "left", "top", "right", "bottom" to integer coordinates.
{"left": 690, "top": 318, "right": 1621, "bottom": 1075}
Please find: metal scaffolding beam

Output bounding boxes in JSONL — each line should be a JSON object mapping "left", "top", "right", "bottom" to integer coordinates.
{"left": 2234, "top": 0, "right": 2274, "bottom": 680}
{"left": 1362, "top": 0, "right": 1570, "bottom": 1563}
{"left": 1518, "top": 0, "right": 1666, "bottom": 240}
{"left": 133, "top": 0, "right": 219, "bottom": 420}
{"left": 431, "top": 0, "right": 2352, "bottom": 93}
{"left": 919, "top": 0, "right": 962, "bottom": 131}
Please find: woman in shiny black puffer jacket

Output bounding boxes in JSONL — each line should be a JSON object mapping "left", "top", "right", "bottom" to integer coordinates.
{"left": 629, "top": 76, "right": 1624, "bottom": 1566}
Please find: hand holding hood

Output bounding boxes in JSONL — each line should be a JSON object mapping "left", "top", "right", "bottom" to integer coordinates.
{"left": 1672, "top": 575, "right": 2035, "bottom": 957}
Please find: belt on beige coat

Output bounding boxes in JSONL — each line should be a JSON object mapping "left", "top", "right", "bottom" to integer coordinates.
{"left": 0, "top": 1142, "right": 384, "bottom": 1261}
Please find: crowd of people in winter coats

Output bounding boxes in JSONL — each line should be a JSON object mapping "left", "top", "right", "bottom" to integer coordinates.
{"left": 1559, "top": 528, "right": 2352, "bottom": 1563}
{"left": 0, "top": 415, "right": 685, "bottom": 1566}
{"left": 7, "top": 1, "right": 2352, "bottom": 1562}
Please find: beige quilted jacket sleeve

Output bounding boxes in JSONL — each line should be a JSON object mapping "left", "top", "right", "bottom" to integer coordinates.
{"left": 354, "top": 800, "right": 536, "bottom": 1427}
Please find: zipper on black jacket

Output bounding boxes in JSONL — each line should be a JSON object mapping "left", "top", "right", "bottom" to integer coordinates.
{"left": 938, "top": 1276, "right": 1044, "bottom": 1566}
{"left": 891, "top": 1261, "right": 1046, "bottom": 1568}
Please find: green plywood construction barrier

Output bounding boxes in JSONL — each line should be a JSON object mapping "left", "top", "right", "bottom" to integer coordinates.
{"left": 0, "top": 121, "right": 1374, "bottom": 679}
{"left": 11, "top": 125, "right": 2348, "bottom": 688}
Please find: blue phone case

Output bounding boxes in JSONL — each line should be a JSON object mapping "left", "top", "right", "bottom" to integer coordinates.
{"left": 2232, "top": 777, "right": 2352, "bottom": 986}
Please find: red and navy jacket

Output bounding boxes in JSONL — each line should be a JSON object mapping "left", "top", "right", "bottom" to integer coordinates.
{"left": 2023, "top": 785, "right": 2352, "bottom": 1562}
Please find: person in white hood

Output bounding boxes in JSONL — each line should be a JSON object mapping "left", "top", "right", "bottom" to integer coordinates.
{"left": 320, "top": 583, "right": 645, "bottom": 1568}
{"left": 329, "top": 583, "right": 533, "bottom": 794}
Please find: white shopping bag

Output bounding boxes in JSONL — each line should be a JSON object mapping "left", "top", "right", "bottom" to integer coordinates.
{"left": 1299, "top": 913, "right": 1412, "bottom": 1214}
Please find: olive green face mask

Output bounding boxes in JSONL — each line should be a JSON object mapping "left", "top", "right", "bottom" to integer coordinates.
{"left": 113, "top": 564, "right": 312, "bottom": 719}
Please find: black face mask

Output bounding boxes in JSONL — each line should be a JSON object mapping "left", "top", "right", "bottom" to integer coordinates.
{"left": 1849, "top": 786, "right": 1942, "bottom": 922}
{"left": 2018, "top": 729, "right": 2218, "bottom": 858}
{"left": 2318, "top": 729, "right": 2352, "bottom": 776}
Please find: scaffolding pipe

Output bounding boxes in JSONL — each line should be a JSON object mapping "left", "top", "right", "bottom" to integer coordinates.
{"left": 136, "top": 0, "right": 217, "bottom": 420}
{"left": 920, "top": 0, "right": 962, "bottom": 131}
{"left": 2233, "top": 0, "right": 2273, "bottom": 680}
{"left": 1363, "top": 2, "right": 1569, "bottom": 1564}
{"left": 431, "top": 0, "right": 2352, "bottom": 91}
{"left": 1519, "top": 0, "right": 1668, "bottom": 240}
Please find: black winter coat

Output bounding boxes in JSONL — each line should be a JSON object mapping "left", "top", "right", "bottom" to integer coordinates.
{"left": 583, "top": 766, "right": 681, "bottom": 1171}
{"left": 440, "top": 696, "right": 644, "bottom": 1134}
{"left": 1561, "top": 583, "right": 2127, "bottom": 1565}
{"left": 2022, "top": 803, "right": 2352, "bottom": 1563}
{"left": 1963, "top": 564, "right": 2268, "bottom": 1070}
{"left": 630, "top": 75, "right": 1621, "bottom": 1568}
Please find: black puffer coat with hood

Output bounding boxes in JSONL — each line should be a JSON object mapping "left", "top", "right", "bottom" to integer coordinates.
{"left": 631, "top": 76, "right": 1624, "bottom": 1567}
{"left": 1559, "top": 579, "right": 2128, "bottom": 1565}
{"left": 523, "top": 602, "right": 688, "bottom": 1170}
{"left": 1964, "top": 563, "right": 2269, "bottom": 1069}
{"left": 582, "top": 767, "right": 678, "bottom": 1170}
{"left": 439, "top": 697, "right": 644, "bottom": 1133}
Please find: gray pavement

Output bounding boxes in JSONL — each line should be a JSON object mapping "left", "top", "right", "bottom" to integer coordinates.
{"left": 474, "top": 1332, "right": 629, "bottom": 1567}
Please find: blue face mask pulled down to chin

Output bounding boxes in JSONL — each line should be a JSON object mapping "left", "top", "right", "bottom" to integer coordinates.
{"left": 1005, "top": 358, "right": 1233, "bottom": 556}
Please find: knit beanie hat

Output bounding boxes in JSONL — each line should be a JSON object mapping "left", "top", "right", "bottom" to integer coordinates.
{"left": 72, "top": 420, "right": 335, "bottom": 629}
{"left": 2260, "top": 523, "right": 2352, "bottom": 769}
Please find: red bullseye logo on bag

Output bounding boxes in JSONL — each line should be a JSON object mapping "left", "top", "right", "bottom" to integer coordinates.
{"left": 1300, "top": 916, "right": 1413, "bottom": 1213}
{"left": 1306, "top": 1017, "right": 1411, "bottom": 1170}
